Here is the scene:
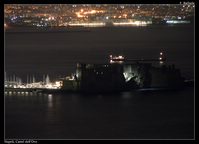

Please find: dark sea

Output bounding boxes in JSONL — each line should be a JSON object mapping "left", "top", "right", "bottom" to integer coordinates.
{"left": 5, "top": 25, "right": 194, "bottom": 139}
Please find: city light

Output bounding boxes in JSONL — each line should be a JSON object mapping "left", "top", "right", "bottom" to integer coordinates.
{"left": 5, "top": 79, "right": 63, "bottom": 89}
{"left": 48, "top": 16, "right": 55, "bottom": 20}
{"left": 113, "top": 21, "right": 149, "bottom": 26}
{"left": 83, "top": 10, "right": 96, "bottom": 14}
{"left": 166, "top": 20, "right": 190, "bottom": 24}
{"left": 4, "top": 4, "right": 194, "bottom": 28}
{"left": 76, "top": 12, "right": 84, "bottom": 18}
{"left": 68, "top": 22, "right": 106, "bottom": 27}
{"left": 110, "top": 55, "right": 125, "bottom": 64}
{"left": 4, "top": 23, "right": 7, "bottom": 28}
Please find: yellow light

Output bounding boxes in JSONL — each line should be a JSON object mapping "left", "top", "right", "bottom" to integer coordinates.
{"left": 83, "top": 10, "right": 96, "bottom": 15}
{"left": 76, "top": 12, "right": 84, "bottom": 18}
{"left": 91, "top": 10, "right": 96, "bottom": 14}
{"left": 159, "top": 57, "right": 162, "bottom": 60}
{"left": 123, "top": 14, "right": 127, "bottom": 17}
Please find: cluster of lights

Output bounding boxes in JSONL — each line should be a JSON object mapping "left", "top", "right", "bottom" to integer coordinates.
{"left": 166, "top": 20, "right": 190, "bottom": 24}
{"left": 5, "top": 81, "right": 63, "bottom": 89}
{"left": 33, "top": 23, "right": 47, "bottom": 27}
{"left": 45, "top": 83, "right": 60, "bottom": 89}
{"left": 4, "top": 4, "right": 194, "bottom": 28}
{"left": 112, "top": 13, "right": 129, "bottom": 19}
{"left": 109, "top": 55, "right": 125, "bottom": 64}
{"left": 48, "top": 16, "right": 55, "bottom": 20}
{"left": 110, "top": 55, "right": 125, "bottom": 60}
{"left": 10, "top": 16, "right": 18, "bottom": 21}
{"left": 159, "top": 52, "right": 166, "bottom": 64}
{"left": 68, "top": 22, "right": 106, "bottom": 27}
{"left": 113, "top": 21, "right": 151, "bottom": 26}
{"left": 76, "top": 9, "right": 104, "bottom": 18}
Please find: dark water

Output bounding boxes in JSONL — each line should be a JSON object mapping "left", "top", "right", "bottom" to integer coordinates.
{"left": 5, "top": 25, "right": 194, "bottom": 80}
{"left": 5, "top": 25, "right": 194, "bottom": 139}
{"left": 5, "top": 88, "right": 194, "bottom": 139}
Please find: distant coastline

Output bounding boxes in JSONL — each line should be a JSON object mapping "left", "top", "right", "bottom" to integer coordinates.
{"left": 5, "top": 23, "right": 194, "bottom": 33}
{"left": 5, "top": 26, "right": 92, "bottom": 33}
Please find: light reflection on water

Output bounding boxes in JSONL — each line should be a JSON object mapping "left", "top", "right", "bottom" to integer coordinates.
{"left": 5, "top": 91, "right": 47, "bottom": 96}
{"left": 121, "top": 92, "right": 133, "bottom": 99}
{"left": 48, "top": 94, "right": 53, "bottom": 108}
{"left": 5, "top": 88, "right": 194, "bottom": 139}
{"left": 5, "top": 91, "right": 54, "bottom": 112}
